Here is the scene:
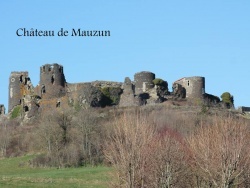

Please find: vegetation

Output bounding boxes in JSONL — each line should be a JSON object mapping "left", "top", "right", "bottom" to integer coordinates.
{"left": 1, "top": 105, "right": 250, "bottom": 187}
{"left": 153, "top": 78, "right": 169, "bottom": 96}
{"left": 221, "top": 92, "right": 234, "bottom": 108}
{"left": 101, "top": 87, "right": 122, "bottom": 106}
{"left": 32, "top": 109, "right": 105, "bottom": 167}
{"left": 0, "top": 155, "right": 111, "bottom": 188}
{"left": 11, "top": 105, "right": 21, "bottom": 119}
{"left": 103, "top": 109, "right": 250, "bottom": 187}
{"left": 152, "top": 78, "right": 165, "bottom": 86}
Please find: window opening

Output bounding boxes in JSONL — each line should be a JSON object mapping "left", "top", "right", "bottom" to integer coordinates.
{"left": 41, "top": 85, "right": 46, "bottom": 94}
{"left": 51, "top": 74, "right": 55, "bottom": 84}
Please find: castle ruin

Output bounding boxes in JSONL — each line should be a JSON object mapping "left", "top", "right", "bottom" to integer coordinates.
{"left": 5, "top": 63, "right": 221, "bottom": 118}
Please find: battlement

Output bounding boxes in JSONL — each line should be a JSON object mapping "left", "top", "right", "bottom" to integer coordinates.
{"left": 40, "top": 63, "right": 64, "bottom": 74}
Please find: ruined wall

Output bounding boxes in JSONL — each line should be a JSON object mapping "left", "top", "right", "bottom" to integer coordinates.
{"left": 119, "top": 77, "right": 136, "bottom": 107}
{"left": 174, "top": 76, "right": 205, "bottom": 99}
{"left": 134, "top": 71, "right": 155, "bottom": 94}
{"left": 204, "top": 93, "right": 220, "bottom": 105}
{"left": 90, "top": 81, "right": 122, "bottom": 88}
{"left": 40, "top": 64, "right": 66, "bottom": 99}
{"left": 122, "top": 77, "right": 134, "bottom": 95}
{"left": 67, "top": 83, "right": 104, "bottom": 108}
{"left": 8, "top": 71, "right": 29, "bottom": 112}
{"left": 39, "top": 96, "right": 69, "bottom": 114}
{"left": 238, "top": 106, "right": 250, "bottom": 113}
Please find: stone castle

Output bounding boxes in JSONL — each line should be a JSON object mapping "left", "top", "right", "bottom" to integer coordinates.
{"left": 1, "top": 63, "right": 222, "bottom": 119}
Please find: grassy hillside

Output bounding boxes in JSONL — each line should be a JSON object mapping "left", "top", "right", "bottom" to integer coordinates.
{"left": 1, "top": 104, "right": 248, "bottom": 187}
{"left": 0, "top": 155, "right": 111, "bottom": 188}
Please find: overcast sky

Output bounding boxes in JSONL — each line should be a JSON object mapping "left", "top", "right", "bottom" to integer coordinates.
{"left": 1, "top": 1, "right": 250, "bottom": 111}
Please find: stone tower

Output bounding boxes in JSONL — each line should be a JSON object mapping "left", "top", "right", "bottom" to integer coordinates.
{"left": 134, "top": 71, "right": 155, "bottom": 94}
{"left": 40, "top": 63, "right": 66, "bottom": 99}
{"left": 173, "top": 76, "right": 205, "bottom": 99}
{"left": 8, "top": 71, "right": 29, "bottom": 112}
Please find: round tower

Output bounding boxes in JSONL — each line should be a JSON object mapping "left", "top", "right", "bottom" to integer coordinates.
{"left": 8, "top": 71, "right": 29, "bottom": 112}
{"left": 40, "top": 63, "right": 66, "bottom": 99}
{"left": 134, "top": 71, "right": 155, "bottom": 94}
{"left": 184, "top": 76, "right": 205, "bottom": 99}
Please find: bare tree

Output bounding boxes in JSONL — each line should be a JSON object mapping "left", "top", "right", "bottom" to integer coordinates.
{"left": 188, "top": 116, "right": 250, "bottom": 188}
{"left": 72, "top": 109, "right": 101, "bottom": 165}
{"left": 145, "top": 127, "right": 190, "bottom": 188}
{"left": 54, "top": 110, "right": 72, "bottom": 146}
{"left": 104, "top": 111, "right": 157, "bottom": 187}
{"left": 36, "top": 113, "right": 63, "bottom": 154}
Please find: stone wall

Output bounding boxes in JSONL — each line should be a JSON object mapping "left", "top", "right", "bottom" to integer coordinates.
{"left": 67, "top": 83, "right": 104, "bottom": 108}
{"left": 119, "top": 77, "right": 136, "bottom": 107}
{"left": 238, "top": 106, "right": 250, "bottom": 113}
{"left": 90, "top": 80, "right": 122, "bottom": 88}
{"left": 204, "top": 93, "right": 220, "bottom": 105}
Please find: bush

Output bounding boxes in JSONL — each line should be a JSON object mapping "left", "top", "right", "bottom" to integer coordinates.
{"left": 221, "top": 92, "right": 234, "bottom": 108}
{"left": 153, "top": 78, "right": 165, "bottom": 86}
{"left": 11, "top": 105, "right": 21, "bottom": 119}
{"left": 221, "top": 92, "right": 232, "bottom": 103}
{"left": 101, "top": 87, "right": 122, "bottom": 106}
{"left": 153, "top": 78, "right": 169, "bottom": 96}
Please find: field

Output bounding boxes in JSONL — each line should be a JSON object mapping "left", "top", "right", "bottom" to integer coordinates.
{"left": 0, "top": 155, "right": 111, "bottom": 188}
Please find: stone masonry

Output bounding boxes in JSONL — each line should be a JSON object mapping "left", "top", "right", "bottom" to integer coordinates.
{"left": 5, "top": 63, "right": 221, "bottom": 118}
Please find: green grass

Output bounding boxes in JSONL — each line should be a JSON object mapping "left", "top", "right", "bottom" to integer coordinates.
{"left": 0, "top": 155, "right": 111, "bottom": 188}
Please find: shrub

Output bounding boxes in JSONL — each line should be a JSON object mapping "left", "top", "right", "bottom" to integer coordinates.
{"left": 153, "top": 78, "right": 169, "bottom": 96}
{"left": 11, "top": 105, "right": 21, "bottom": 119}
{"left": 153, "top": 78, "right": 165, "bottom": 86}
{"left": 101, "top": 87, "right": 122, "bottom": 106}
{"left": 221, "top": 92, "right": 234, "bottom": 108}
{"left": 221, "top": 92, "right": 232, "bottom": 104}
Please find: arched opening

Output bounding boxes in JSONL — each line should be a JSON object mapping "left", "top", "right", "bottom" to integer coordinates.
{"left": 59, "top": 66, "right": 63, "bottom": 73}
{"left": 51, "top": 74, "right": 55, "bottom": 84}
{"left": 56, "top": 101, "right": 61, "bottom": 108}
{"left": 41, "top": 85, "right": 46, "bottom": 94}
{"left": 19, "top": 75, "right": 23, "bottom": 83}
{"left": 24, "top": 77, "right": 30, "bottom": 85}
{"left": 24, "top": 106, "right": 29, "bottom": 112}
